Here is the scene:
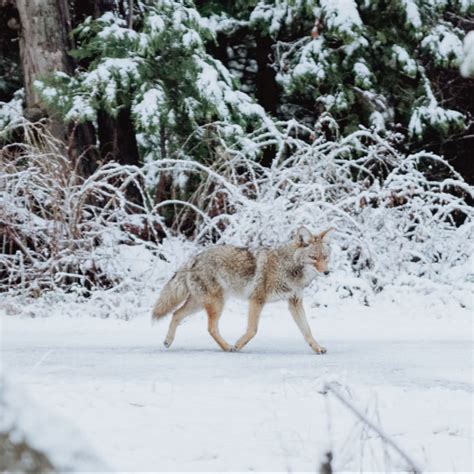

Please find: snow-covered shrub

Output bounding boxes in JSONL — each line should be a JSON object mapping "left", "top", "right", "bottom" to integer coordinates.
{"left": 0, "top": 89, "right": 24, "bottom": 131}
{"left": 1, "top": 117, "right": 472, "bottom": 299}
{"left": 0, "top": 121, "right": 164, "bottom": 295}
{"left": 164, "top": 118, "right": 473, "bottom": 297}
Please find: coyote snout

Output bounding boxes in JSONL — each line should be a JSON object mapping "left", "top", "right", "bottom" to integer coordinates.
{"left": 152, "top": 226, "right": 334, "bottom": 353}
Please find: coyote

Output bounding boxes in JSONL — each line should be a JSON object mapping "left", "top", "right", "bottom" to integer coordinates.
{"left": 152, "top": 226, "right": 333, "bottom": 353}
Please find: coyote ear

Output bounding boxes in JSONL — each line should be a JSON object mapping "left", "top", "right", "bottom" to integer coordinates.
{"left": 295, "top": 226, "right": 312, "bottom": 247}
{"left": 318, "top": 227, "right": 335, "bottom": 240}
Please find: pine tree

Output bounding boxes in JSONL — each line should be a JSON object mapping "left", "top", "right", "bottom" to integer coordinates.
{"left": 35, "top": 0, "right": 271, "bottom": 165}
{"left": 206, "top": 0, "right": 471, "bottom": 141}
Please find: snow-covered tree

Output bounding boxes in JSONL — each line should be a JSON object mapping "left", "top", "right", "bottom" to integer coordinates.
{"left": 35, "top": 0, "right": 271, "bottom": 165}
{"left": 1, "top": 0, "right": 472, "bottom": 297}
{"left": 206, "top": 0, "right": 471, "bottom": 140}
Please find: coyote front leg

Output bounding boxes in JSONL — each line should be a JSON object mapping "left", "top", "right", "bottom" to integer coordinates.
{"left": 288, "top": 297, "right": 326, "bottom": 354}
{"left": 233, "top": 298, "right": 264, "bottom": 351}
{"left": 204, "top": 296, "right": 232, "bottom": 352}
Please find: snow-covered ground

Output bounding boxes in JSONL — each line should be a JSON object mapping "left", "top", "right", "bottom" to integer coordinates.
{"left": 1, "top": 289, "right": 472, "bottom": 472}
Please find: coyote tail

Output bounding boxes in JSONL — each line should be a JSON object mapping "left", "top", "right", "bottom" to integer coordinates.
{"left": 152, "top": 271, "right": 188, "bottom": 321}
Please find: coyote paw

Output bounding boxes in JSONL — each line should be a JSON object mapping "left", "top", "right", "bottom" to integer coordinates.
{"left": 163, "top": 340, "right": 172, "bottom": 348}
{"left": 313, "top": 345, "right": 327, "bottom": 354}
{"left": 229, "top": 345, "right": 239, "bottom": 352}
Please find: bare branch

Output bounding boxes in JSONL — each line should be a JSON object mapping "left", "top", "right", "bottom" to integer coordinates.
{"left": 324, "top": 383, "right": 422, "bottom": 474}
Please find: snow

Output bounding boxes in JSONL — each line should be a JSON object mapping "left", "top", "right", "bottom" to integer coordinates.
{"left": 182, "top": 29, "right": 201, "bottom": 48}
{"left": 146, "top": 13, "right": 165, "bottom": 34}
{"left": 421, "top": 25, "right": 464, "bottom": 67}
{"left": 320, "top": 0, "right": 362, "bottom": 39}
{"left": 401, "top": 0, "right": 422, "bottom": 30}
{"left": 343, "top": 36, "right": 369, "bottom": 56}
{"left": 132, "top": 85, "right": 167, "bottom": 129}
{"left": 195, "top": 58, "right": 230, "bottom": 118}
{"left": 250, "top": 1, "right": 289, "bottom": 36}
{"left": 38, "top": 86, "right": 58, "bottom": 101}
{"left": 2, "top": 288, "right": 472, "bottom": 472}
{"left": 369, "top": 110, "right": 386, "bottom": 131}
{"left": 0, "top": 89, "right": 24, "bottom": 131}
{"left": 98, "top": 11, "right": 117, "bottom": 24}
{"left": 460, "top": 31, "right": 474, "bottom": 78}
{"left": 224, "top": 90, "right": 266, "bottom": 119}
{"left": 98, "top": 22, "right": 138, "bottom": 42}
{"left": 391, "top": 45, "right": 418, "bottom": 77}
{"left": 409, "top": 103, "right": 465, "bottom": 137}
{"left": 201, "top": 13, "right": 248, "bottom": 35}
{"left": 82, "top": 57, "right": 142, "bottom": 106}
{"left": 353, "top": 60, "right": 372, "bottom": 88}
{"left": 65, "top": 95, "right": 96, "bottom": 122}
{"left": 291, "top": 38, "right": 328, "bottom": 83}
{"left": 0, "top": 373, "right": 109, "bottom": 472}
{"left": 193, "top": 56, "right": 270, "bottom": 126}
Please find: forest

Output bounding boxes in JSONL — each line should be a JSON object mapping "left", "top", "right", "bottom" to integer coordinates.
{"left": 1, "top": 1, "right": 473, "bottom": 473}
{"left": 0, "top": 0, "right": 473, "bottom": 295}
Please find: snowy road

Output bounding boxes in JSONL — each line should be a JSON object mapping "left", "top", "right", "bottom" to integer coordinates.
{"left": 2, "top": 297, "right": 473, "bottom": 472}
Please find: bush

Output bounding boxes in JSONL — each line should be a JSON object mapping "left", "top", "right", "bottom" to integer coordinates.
{"left": 1, "top": 118, "right": 472, "bottom": 297}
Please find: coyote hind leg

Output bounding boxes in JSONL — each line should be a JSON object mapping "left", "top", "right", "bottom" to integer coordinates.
{"left": 204, "top": 295, "right": 232, "bottom": 352}
{"left": 164, "top": 297, "right": 201, "bottom": 348}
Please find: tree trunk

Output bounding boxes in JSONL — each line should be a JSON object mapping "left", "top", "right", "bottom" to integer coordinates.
{"left": 15, "top": 0, "right": 71, "bottom": 114}
{"left": 255, "top": 33, "right": 279, "bottom": 115}
{"left": 254, "top": 33, "right": 279, "bottom": 167}
{"left": 92, "top": 0, "right": 142, "bottom": 204}
{"left": 15, "top": 0, "right": 100, "bottom": 176}
{"left": 97, "top": 107, "right": 142, "bottom": 205}
{"left": 15, "top": 0, "right": 141, "bottom": 196}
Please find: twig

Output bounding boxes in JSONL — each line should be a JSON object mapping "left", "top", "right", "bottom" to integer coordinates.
{"left": 324, "top": 383, "right": 422, "bottom": 474}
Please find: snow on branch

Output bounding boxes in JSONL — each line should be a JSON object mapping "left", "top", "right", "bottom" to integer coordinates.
{"left": 1, "top": 118, "right": 472, "bottom": 297}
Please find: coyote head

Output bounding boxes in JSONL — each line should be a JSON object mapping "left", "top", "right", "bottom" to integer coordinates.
{"left": 294, "top": 226, "right": 334, "bottom": 275}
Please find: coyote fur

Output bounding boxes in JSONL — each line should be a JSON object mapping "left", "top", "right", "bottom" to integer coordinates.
{"left": 152, "top": 226, "right": 333, "bottom": 353}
